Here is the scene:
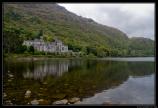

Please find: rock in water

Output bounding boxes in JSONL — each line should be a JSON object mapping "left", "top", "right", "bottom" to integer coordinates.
{"left": 69, "top": 97, "right": 80, "bottom": 103}
{"left": 38, "top": 99, "right": 49, "bottom": 105}
{"left": 61, "top": 99, "right": 68, "bottom": 104}
{"left": 8, "top": 74, "right": 14, "bottom": 78}
{"left": 25, "top": 95, "right": 30, "bottom": 98}
{"left": 26, "top": 90, "right": 31, "bottom": 94}
{"left": 53, "top": 101, "right": 63, "bottom": 105}
{"left": 38, "top": 99, "right": 44, "bottom": 102}
{"left": 5, "top": 100, "right": 13, "bottom": 105}
{"left": 74, "top": 101, "right": 81, "bottom": 104}
{"left": 31, "top": 99, "right": 39, "bottom": 105}
{"left": 102, "top": 101, "right": 112, "bottom": 105}
{"left": 8, "top": 79, "right": 12, "bottom": 82}
{"left": 53, "top": 99, "right": 68, "bottom": 105}
{"left": 25, "top": 90, "right": 31, "bottom": 98}
{"left": 3, "top": 93, "right": 7, "bottom": 98}
{"left": 52, "top": 94, "right": 66, "bottom": 99}
{"left": 43, "top": 82, "right": 47, "bottom": 85}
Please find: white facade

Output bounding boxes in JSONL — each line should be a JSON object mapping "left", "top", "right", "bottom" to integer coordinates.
{"left": 23, "top": 38, "right": 68, "bottom": 53}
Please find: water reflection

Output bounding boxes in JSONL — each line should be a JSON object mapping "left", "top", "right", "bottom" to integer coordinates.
{"left": 79, "top": 74, "right": 155, "bottom": 104}
{"left": 23, "top": 60, "right": 69, "bottom": 80}
{"left": 3, "top": 58, "right": 155, "bottom": 105}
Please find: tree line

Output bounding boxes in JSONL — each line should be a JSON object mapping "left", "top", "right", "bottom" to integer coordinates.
{"left": 3, "top": 27, "right": 154, "bottom": 57}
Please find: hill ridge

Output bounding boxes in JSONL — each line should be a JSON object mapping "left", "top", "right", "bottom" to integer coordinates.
{"left": 3, "top": 3, "right": 154, "bottom": 57}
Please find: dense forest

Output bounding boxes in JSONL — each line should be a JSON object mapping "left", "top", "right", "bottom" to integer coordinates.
{"left": 3, "top": 3, "right": 155, "bottom": 57}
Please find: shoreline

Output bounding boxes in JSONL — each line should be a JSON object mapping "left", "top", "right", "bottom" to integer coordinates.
{"left": 4, "top": 53, "right": 154, "bottom": 57}
{"left": 3, "top": 54, "right": 93, "bottom": 60}
{"left": 3, "top": 54, "right": 97, "bottom": 62}
{"left": 3, "top": 54, "right": 155, "bottom": 61}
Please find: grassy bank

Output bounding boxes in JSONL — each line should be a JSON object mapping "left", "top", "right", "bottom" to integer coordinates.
{"left": 3, "top": 53, "right": 154, "bottom": 60}
{"left": 3, "top": 53, "right": 97, "bottom": 61}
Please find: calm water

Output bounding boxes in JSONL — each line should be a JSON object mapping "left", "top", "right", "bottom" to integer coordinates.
{"left": 3, "top": 57, "right": 155, "bottom": 105}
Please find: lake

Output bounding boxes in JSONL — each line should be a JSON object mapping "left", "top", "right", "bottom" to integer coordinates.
{"left": 3, "top": 57, "right": 155, "bottom": 105}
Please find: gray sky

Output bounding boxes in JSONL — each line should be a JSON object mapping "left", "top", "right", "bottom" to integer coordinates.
{"left": 58, "top": 3, "right": 155, "bottom": 40}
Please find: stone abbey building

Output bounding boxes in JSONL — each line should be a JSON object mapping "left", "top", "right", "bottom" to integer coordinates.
{"left": 23, "top": 37, "right": 68, "bottom": 53}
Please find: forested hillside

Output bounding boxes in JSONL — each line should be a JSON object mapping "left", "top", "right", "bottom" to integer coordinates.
{"left": 3, "top": 3, "right": 155, "bottom": 57}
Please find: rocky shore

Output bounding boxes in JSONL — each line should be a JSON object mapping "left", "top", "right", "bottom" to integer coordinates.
{"left": 4, "top": 89, "right": 112, "bottom": 105}
{"left": 4, "top": 89, "right": 81, "bottom": 105}
{"left": 3, "top": 71, "right": 112, "bottom": 105}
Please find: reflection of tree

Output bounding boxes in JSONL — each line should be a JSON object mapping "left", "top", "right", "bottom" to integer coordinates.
{"left": 3, "top": 59, "right": 155, "bottom": 105}
{"left": 68, "top": 59, "right": 84, "bottom": 70}
{"left": 127, "top": 62, "right": 155, "bottom": 77}
{"left": 46, "top": 60, "right": 154, "bottom": 99}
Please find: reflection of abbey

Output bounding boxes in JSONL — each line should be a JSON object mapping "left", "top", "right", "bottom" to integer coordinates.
{"left": 23, "top": 60, "right": 82, "bottom": 80}
{"left": 23, "top": 36, "right": 68, "bottom": 53}
{"left": 23, "top": 60, "right": 69, "bottom": 80}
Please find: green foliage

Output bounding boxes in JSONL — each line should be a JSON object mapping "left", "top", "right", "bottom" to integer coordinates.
{"left": 3, "top": 27, "right": 24, "bottom": 53}
{"left": 3, "top": 4, "right": 155, "bottom": 57}
{"left": 28, "top": 46, "right": 34, "bottom": 54}
{"left": 128, "top": 37, "right": 155, "bottom": 56}
{"left": 43, "top": 34, "right": 54, "bottom": 42}
{"left": 16, "top": 45, "right": 27, "bottom": 53}
{"left": 87, "top": 53, "right": 96, "bottom": 58}
{"left": 5, "top": 10, "right": 22, "bottom": 21}
{"left": 68, "top": 43, "right": 81, "bottom": 52}
{"left": 34, "top": 29, "right": 43, "bottom": 39}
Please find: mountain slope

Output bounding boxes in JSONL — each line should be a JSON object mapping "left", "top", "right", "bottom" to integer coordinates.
{"left": 128, "top": 37, "right": 155, "bottom": 56}
{"left": 3, "top": 3, "right": 154, "bottom": 57}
